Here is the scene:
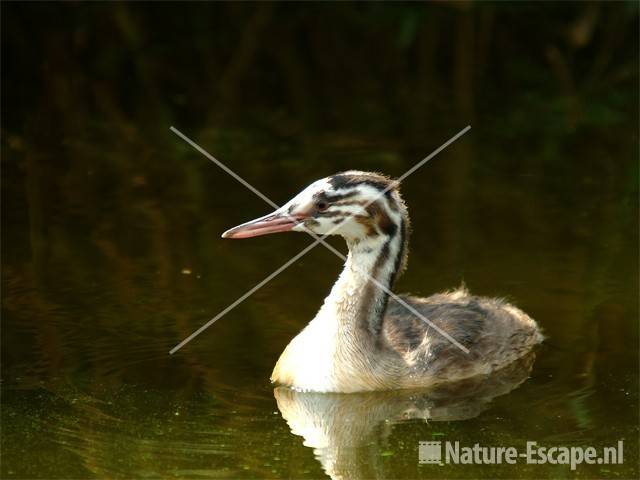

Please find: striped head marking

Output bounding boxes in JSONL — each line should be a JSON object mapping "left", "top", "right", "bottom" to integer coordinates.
{"left": 222, "top": 171, "right": 407, "bottom": 243}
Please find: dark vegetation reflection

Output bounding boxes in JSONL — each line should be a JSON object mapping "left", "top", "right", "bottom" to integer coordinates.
{"left": 2, "top": 2, "right": 638, "bottom": 478}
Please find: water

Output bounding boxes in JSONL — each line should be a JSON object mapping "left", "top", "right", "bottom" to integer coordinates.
{"left": 2, "top": 119, "right": 637, "bottom": 478}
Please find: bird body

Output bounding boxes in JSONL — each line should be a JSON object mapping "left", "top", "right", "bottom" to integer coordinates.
{"left": 223, "top": 171, "right": 543, "bottom": 393}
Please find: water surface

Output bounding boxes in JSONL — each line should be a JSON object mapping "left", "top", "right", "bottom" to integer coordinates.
{"left": 2, "top": 121, "right": 638, "bottom": 478}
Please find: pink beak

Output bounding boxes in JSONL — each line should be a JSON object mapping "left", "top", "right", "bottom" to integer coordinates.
{"left": 221, "top": 211, "right": 306, "bottom": 239}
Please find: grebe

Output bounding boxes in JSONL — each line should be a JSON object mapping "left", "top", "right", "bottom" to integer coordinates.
{"left": 222, "top": 171, "right": 543, "bottom": 393}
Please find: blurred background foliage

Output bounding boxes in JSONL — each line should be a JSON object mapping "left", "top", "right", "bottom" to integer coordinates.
{"left": 4, "top": 1, "right": 638, "bottom": 140}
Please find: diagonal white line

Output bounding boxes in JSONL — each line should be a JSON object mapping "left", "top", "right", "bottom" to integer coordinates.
{"left": 305, "top": 238, "right": 470, "bottom": 354}
{"left": 169, "top": 126, "right": 471, "bottom": 354}
{"left": 169, "top": 239, "right": 321, "bottom": 355}
{"left": 170, "top": 127, "right": 280, "bottom": 210}
{"left": 395, "top": 127, "right": 471, "bottom": 185}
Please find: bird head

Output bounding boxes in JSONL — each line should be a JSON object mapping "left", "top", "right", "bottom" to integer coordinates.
{"left": 222, "top": 171, "right": 408, "bottom": 244}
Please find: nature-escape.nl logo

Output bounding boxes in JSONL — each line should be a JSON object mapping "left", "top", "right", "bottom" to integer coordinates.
{"left": 419, "top": 440, "right": 624, "bottom": 471}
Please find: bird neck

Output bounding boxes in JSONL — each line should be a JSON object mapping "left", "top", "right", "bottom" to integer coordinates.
{"left": 315, "top": 219, "right": 408, "bottom": 341}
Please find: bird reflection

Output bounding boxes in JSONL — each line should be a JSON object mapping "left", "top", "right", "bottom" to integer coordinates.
{"left": 274, "top": 352, "right": 536, "bottom": 479}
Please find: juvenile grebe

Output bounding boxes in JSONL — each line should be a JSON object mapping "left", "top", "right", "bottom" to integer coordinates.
{"left": 222, "top": 171, "right": 543, "bottom": 393}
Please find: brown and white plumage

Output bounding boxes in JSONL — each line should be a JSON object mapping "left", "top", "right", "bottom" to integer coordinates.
{"left": 222, "top": 171, "right": 543, "bottom": 393}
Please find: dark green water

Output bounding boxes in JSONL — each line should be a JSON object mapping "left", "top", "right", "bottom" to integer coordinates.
{"left": 2, "top": 123, "right": 638, "bottom": 478}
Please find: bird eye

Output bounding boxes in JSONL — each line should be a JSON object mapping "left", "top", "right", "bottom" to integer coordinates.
{"left": 316, "top": 201, "right": 328, "bottom": 212}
